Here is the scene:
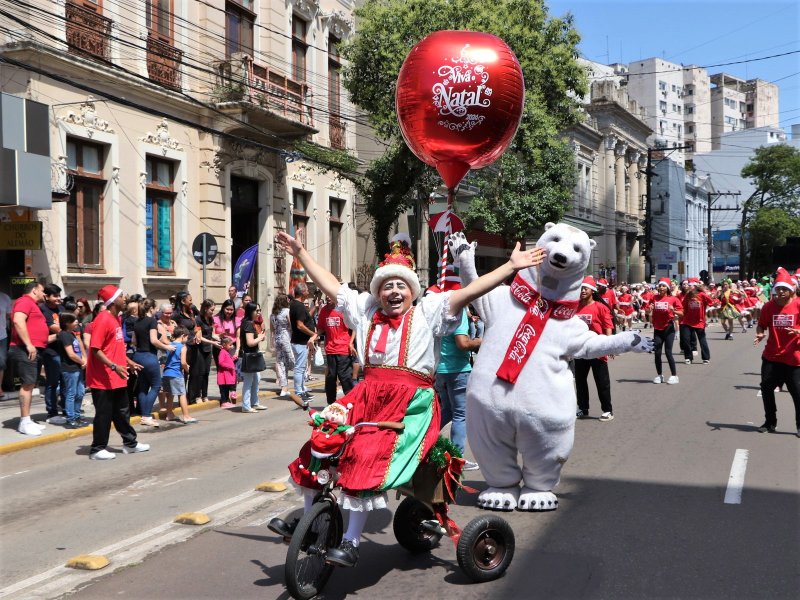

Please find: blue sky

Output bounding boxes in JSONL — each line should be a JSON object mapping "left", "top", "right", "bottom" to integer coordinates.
{"left": 546, "top": 0, "right": 800, "bottom": 133}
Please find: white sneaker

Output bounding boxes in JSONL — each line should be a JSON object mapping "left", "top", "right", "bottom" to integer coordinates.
{"left": 90, "top": 449, "right": 116, "bottom": 460}
{"left": 653, "top": 375, "right": 663, "bottom": 384}
{"left": 667, "top": 375, "right": 679, "bottom": 385}
{"left": 122, "top": 442, "right": 150, "bottom": 454}
{"left": 599, "top": 412, "right": 614, "bottom": 422}
{"left": 684, "top": 359, "right": 691, "bottom": 364}
{"left": 18, "top": 421, "right": 42, "bottom": 436}
{"left": 463, "top": 460, "right": 480, "bottom": 471}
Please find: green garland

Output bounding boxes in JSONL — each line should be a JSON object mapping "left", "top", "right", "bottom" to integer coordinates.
{"left": 294, "top": 140, "right": 359, "bottom": 175}
{"left": 427, "top": 436, "right": 463, "bottom": 470}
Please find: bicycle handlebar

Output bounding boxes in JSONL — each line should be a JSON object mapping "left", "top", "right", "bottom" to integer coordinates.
{"left": 354, "top": 421, "right": 405, "bottom": 431}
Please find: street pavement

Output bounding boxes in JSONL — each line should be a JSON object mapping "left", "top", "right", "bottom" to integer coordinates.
{"left": 1, "top": 322, "right": 799, "bottom": 599}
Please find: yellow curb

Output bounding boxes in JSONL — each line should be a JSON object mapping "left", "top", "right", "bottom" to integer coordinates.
{"left": 65, "top": 554, "right": 109, "bottom": 570}
{"left": 174, "top": 512, "right": 210, "bottom": 525}
{"left": 256, "top": 481, "right": 288, "bottom": 492}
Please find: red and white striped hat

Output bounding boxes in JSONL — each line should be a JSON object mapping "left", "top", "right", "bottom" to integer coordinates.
{"left": 581, "top": 276, "right": 597, "bottom": 291}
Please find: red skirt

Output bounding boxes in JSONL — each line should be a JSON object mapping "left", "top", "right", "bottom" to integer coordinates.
{"left": 288, "top": 368, "right": 441, "bottom": 494}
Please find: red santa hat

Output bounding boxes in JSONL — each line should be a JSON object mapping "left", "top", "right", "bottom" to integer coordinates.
{"left": 688, "top": 277, "right": 701, "bottom": 286}
{"left": 773, "top": 267, "right": 795, "bottom": 291}
{"left": 597, "top": 278, "right": 609, "bottom": 287}
{"left": 581, "top": 276, "right": 597, "bottom": 291}
{"left": 425, "top": 265, "right": 461, "bottom": 294}
{"left": 97, "top": 285, "right": 122, "bottom": 306}
{"left": 370, "top": 234, "right": 421, "bottom": 300}
{"left": 657, "top": 277, "right": 671, "bottom": 287}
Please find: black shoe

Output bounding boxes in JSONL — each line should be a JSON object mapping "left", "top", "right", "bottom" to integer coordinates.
{"left": 302, "top": 399, "right": 310, "bottom": 411}
{"left": 724, "top": 333, "right": 732, "bottom": 340}
{"left": 576, "top": 409, "right": 588, "bottom": 418}
{"left": 65, "top": 419, "right": 84, "bottom": 429}
{"left": 268, "top": 517, "right": 299, "bottom": 540}
{"left": 326, "top": 539, "right": 359, "bottom": 567}
{"left": 757, "top": 422, "right": 776, "bottom": 433}
{"left": 301, "top": 391, "right": 314, "bottom": 400}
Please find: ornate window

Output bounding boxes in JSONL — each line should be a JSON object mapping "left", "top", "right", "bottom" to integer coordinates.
{"left": 292, "top": 15, "right": 308, "bottom": 82}
{"left": 226, "top": 0, "right": 255, "bottom": 57}
{"left": 328, "top": 35, "right": 345, "bottom": 149}
{"left": 66, "top": 138, "right": 105, "bottom": 271}
{"left": 329, "top": 197, "right": 346, "bottom": 279}
{"left": 145, "top": 156, "right": 176, "bottom": 272}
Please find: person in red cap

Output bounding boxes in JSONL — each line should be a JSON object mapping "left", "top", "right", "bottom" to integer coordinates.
{"left": 679, "top": 278, "right": 712, "bottom": 365}
{"left": 85, "top": 285, "right": 149, "bottom": 460}
{"left": 753, "top": 268, "right": 800, "bottom": 436}
{"left": 646, "top": 277, "right": 684, "bottom": 384}
{"left": 574, "top": 276, "right": 615, "bottom": 421}
{"left": 596, "top": 278, "right": 618, "bottom": 326}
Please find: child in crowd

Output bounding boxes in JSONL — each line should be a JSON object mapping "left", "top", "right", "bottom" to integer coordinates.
{"left": 161, "top": 326, "right": 197, "bottom": 424}
{"left": 57, "top": 313, "right": 87, "bottom": 428}
{"left": 217, "top": 335, "right": 238, "bottom": 408}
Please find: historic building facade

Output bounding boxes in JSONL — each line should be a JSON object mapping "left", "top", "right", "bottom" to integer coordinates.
{"left": 0, "top": 0, "right": 358, "bottom": 305}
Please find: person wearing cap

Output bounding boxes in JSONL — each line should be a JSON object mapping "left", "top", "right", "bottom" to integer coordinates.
{"left": 596, "top": 278, "right": 618, "bottom": 326}
{"left": 753, "top": 268, "right": 800, "bottom": 436}
{"left": 646, "top": 277, "right": 684, "bottom": 384}
{"left": 271, "top": 228, "right": 544, "bottom": 568}
{"left": 86, "top": 285, "right": 150, "bottom": 460}
{"left": 574, "top": 276, "right": 615, "bottom": 421}
{"left": 678, "top": 278, "right": 712, "bottom": 365}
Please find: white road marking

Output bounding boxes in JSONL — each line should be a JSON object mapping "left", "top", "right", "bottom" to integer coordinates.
{"left": 0, "top": 470, "right": 30, "bottom": 480}
{"left": 724, "top": 449, "right": 749, "bottom": 505}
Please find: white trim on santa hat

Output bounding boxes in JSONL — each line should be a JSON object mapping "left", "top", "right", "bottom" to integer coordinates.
{"left": 370, "top": 264, "right": 421, "bottom": 300}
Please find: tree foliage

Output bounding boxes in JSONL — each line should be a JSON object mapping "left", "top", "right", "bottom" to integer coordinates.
{"left": 747, "top": 207, "right": 800, "bottom": 275}
{"left": 738, "top": 144, "right": 800, "bottom": 277}
{"left": 341, "top": 0, "right": 587, "bottom": 253}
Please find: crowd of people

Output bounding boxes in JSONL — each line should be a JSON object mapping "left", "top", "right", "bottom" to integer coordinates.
{"left": 5, "top": 261, "right": 799, "bottom": 467}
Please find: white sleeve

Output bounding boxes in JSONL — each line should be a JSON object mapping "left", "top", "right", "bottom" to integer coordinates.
{"left": 336, "top": 284, "right": 377, "bottom": 331}
{"left": 418, "top": 291, "right": 461, "bottom": 337}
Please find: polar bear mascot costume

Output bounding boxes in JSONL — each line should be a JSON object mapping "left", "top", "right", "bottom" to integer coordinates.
{"left": 449, "top": 222, "right": 653, "bottom": 512}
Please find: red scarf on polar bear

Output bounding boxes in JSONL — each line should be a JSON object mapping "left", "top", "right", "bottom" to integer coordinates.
{"left": 496, "top": 274, "right": 579, "bottom": 384}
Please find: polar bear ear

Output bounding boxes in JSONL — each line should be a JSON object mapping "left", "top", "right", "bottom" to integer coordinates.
{"left": 544, "top": 222, "right": 555, "bottom": 231}
{"left": 589, "top": 238, "right": 597, "bottom": 249}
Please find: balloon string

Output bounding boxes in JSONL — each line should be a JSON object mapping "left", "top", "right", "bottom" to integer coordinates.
{"left": 439, "top": 188, "right": 455, "bottom": 290}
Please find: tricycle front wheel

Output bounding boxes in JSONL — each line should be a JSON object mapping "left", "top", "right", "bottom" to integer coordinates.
{"left": 456, "top": 515, "right": 515, "bottom": 583}
{"left": 285, "top": 500, "right": 343, "bottom": 600}
{"left": 393, "top": 497, "right": 443, "bottom": 553}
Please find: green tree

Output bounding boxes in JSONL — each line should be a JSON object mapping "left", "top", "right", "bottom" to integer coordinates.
{"left": 747, "top": 207, "right": 800, "bottom": 275}
{"left": 341, "top": 0, "right": 586, "bottom": 254}
{"left": 738, "top": 144, "right": 800, "bottom": 277}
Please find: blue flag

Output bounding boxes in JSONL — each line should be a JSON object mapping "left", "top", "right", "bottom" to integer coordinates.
{"left": 232, "top": 244, "right": 258, "bottom": 295}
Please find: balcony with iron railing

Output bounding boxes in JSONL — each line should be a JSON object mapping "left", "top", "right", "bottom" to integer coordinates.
{"left": 213, "top": 52, "right": 316, "bottom": 137}
{"left": 329, "top": 115, "right": 346, "bottom": 150}
{"left": 147, "top": 35, "right": 182, "bottom": 91}
{"left": 65, "top": 1, "right": 111, "bottom": 60}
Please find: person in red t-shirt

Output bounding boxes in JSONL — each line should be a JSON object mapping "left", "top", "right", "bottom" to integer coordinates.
{"left": 574, "top": 277, "right": 615, "bottom": 421}
{"left": 638, "top": 285, "right": 655, "bottom": 328}
{"left": 753, "top": 269, "right": 800, "bottom": 436}
{"left": 86, "top": 285, "right": 149, "bottom": 460}
{"left": 316, "top": 296, "right": 355, "bottom": 405}
{"left": 647, "top": 278, "right": 684, "bottom": 384}
{"left": 597, "top": 279, "right": 618, "bottom": 326}
{"left": 10, "top": 281, "right": 48, "bottom": 437}
{"left": 679, "top": 278, "right": 712, "bottom": 365}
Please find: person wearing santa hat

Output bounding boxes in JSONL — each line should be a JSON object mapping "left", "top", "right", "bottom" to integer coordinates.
{"left": 271, "top": 228, "right": 544, "bottom": 567}
{"left": 86, "top": 285, "right": 149, "bottom": 459}
{"left": 753, "top": 268, "right": 800, "bottom": 436}
{"left": 574, "top": 276, "right": 615, "bottom": 421}
{"left": 678, "top": 278, "right": 712, "bottom": 365}
{"left": 646, "top": 277, "right": 684, "bottom": 384}
{"left": 596, "top": 278, "right": 618, "bottom": 326}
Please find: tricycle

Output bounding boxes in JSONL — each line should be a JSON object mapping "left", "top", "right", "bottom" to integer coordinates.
{"left": 268, "top": 421, "right": 515, "bottom": 599}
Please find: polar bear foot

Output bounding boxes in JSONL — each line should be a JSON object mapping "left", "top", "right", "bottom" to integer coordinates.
{"left": 476, "top": 487, "right": 519, "bottom": 512}
{"left": 517, "top": 489, "right": 559, "bottom": 512}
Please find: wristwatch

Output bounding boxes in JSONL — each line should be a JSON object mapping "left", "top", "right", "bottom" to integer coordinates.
{"left": 111, "top": 364, "right": 118, "bottom": 372}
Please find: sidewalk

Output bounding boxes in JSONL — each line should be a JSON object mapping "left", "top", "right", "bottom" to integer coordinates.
{"left": 0, "top": 356, "right": 328, "bottom": 455}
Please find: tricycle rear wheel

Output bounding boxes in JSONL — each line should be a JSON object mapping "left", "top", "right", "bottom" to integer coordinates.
{"left": 285, "top": 500, "right": 343, "bottom": 600}
{"left": 456, "top": 515, "right": 515, "bottom": 583}
{"left": 393, "top": 497, "right": 443, "bottom": 553}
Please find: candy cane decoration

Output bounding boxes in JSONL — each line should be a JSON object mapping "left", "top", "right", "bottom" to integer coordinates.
{"left": 439, "top": 188, "right": 455, "bottom": 290}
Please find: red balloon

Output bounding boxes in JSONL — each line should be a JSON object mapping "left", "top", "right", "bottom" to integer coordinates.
{"left": 396, "top": 30, "right": 525, "bottom": 190}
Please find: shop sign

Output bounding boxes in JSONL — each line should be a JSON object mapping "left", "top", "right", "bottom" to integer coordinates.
{"left": 0, "top": 222, "right": 42, "bottom": 250}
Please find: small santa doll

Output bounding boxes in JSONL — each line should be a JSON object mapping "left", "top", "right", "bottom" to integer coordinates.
{"left": 298, "top": 402, "right": 355, "bottom": 481}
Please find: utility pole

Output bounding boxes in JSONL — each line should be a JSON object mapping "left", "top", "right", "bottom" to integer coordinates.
{"left": 707, "top": 191, "right": 740, "bottom": 282}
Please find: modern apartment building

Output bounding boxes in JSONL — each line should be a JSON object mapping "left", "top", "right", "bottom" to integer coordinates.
{"left": 0, "top": 0, "right": 358, "bottom": 306}
{"left": 709, "top": 73, "right": 779, "bottom": 148}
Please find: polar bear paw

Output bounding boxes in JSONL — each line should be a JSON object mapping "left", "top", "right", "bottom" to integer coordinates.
{"left": 517, "top": 489, "right": 559, "bottom": 512}
{"left": 447, "top": 231, "right": 476, "bottom": 261}
{"left": 627, "top": 330, "right": 654, "bottom": 353}
{"left": 476, "top": 486, "right": 519, "bottom": 512}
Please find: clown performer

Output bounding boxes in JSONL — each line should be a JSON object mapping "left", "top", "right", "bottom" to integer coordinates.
{"left": 269, "top": 228, "right": 545, "bottom": 568}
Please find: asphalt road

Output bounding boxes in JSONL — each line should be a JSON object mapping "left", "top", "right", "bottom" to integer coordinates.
{"left": 1, "top": 323, "right": 798, "bottom": 600}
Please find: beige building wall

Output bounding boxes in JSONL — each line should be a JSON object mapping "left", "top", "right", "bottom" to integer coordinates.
{"left": 746, "top": 79, "right": 779, "bottom": 129}
{"left": 682, "top": 66, "right": 712, "bottom": 158}
{"left": 1, "top": 0, "right": 359, "bottom": 309}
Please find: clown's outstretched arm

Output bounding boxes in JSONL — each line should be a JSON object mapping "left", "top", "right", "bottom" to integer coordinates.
{"left": 448, "top": 239, "right": 545, "bottom": 316}
{"left": 276, "top": 229, "right": 341, "bottom": 299}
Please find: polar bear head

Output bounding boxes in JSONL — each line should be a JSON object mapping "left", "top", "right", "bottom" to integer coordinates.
{"left": 535, "top": 222, "right": 596, "bottom": 281}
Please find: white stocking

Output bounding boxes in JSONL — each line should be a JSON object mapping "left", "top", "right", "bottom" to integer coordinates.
{"left": 343, "top": 509, "right": 368, "bottom": 546}
{"left": 303, "top": 489, "right": 315, "bottom": 513}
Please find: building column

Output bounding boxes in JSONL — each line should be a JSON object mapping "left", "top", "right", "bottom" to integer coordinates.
{"left": 627, "top": 151, "right": 641, "bottom": 216}
{"left": 603, "top": 134, "right": 618, "bottom": 270}
{"left": 614, "top": 141, "right": 628, "bottom": 215}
